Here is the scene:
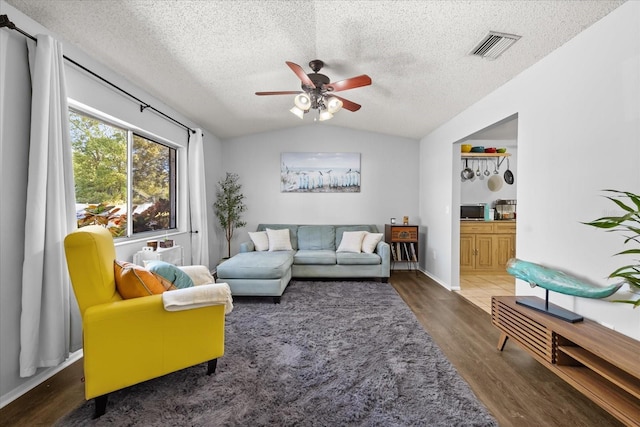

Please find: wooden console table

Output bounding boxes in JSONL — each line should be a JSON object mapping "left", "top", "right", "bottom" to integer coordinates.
{"left": 492, "top": 296, "right": 640, "bottom": 426}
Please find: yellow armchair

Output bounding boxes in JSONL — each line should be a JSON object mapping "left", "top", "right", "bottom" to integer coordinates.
{"left": 64, "top": 225, "right": 225, "bottom": 418}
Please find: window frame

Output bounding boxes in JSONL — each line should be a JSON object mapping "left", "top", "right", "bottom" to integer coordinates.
{"left": 69, "top": 99, "right": 184, "bottom": 241}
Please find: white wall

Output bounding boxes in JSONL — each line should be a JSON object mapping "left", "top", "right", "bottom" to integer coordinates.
{"left": 0, "top": 1, "right": 224, "bottom": 406}
{"left": 220, "top": 125, "right": 419, "bottom": 257}
{"left": 419, "top": 1, "right": 640, "bottom": 339}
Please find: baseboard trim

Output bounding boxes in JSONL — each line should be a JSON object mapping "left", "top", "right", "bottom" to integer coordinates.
{"left": 421, "top": 269, "right": 454, "bottom": 290}
{"left": 0, "top": 349, "right": 83, "bottom": 409}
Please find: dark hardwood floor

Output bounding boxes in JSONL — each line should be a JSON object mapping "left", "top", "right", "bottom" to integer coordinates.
{"left": 0, "top": 271, "right": 621, "bottom": 426}
{"left": 0, "top": 357, "right": 84, "bottom": 426}
{"left": 391, "top": 271, "right": 620, "bottom": 427}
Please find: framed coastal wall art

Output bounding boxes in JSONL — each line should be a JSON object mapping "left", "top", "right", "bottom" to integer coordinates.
{"left": 281, "top": 152, "right": 361, "bottom": 193}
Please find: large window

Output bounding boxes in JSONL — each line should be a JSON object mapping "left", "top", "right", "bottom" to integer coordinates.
{"left": 70, "top": 109, "right": 177, "bottom": 237}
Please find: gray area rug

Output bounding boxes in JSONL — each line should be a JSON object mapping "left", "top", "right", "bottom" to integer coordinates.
{"left": 58, "top": 280, "right": 497, "bottom": 426}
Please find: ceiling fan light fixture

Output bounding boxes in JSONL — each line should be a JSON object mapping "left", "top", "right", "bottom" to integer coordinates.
{"left": 257, "top": 60, "right": 369, "bottom": 120}
{"left": 293, "top": 93, "right": 311, "bottom": 111}
{"left": 290, "top": 106, "right": 305, "bottom": 119}
{"left": 325, "top": 96, "right": 343, "bottom": 114}
{"left": 318, "top": 109, "right": 333, "bottom": 121}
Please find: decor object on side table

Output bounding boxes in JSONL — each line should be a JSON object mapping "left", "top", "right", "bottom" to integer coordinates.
{"left": 159, "top": 239, "right": 173, "bottom": 248}
{"left": 214, "top": 172, "right": 247, "bottom": 259}
{"left": 583, "top": 189, "right": 640, "bottom": 308}
{"left": 506, "top": 258, "right": 623, "bottom": 322}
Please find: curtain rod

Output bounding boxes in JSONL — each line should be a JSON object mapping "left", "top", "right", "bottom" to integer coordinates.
{"left": 0, "top": 14, "right": 196, "bottom": 136}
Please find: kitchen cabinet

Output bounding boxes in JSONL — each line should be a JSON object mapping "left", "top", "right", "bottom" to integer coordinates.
{"left": 460, "top": 221, "right": 515, "bottom": 273}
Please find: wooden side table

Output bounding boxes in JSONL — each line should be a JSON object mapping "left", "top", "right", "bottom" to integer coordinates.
{"left": 384, "top": 224, "right": 419, "bottom": 273}
{"left": 133, "top": 245, "right": 184, "bottom": 266}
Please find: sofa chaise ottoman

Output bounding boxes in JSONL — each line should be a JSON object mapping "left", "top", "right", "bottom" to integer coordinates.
{"left": 216, "top": 224, "right": 390, "bottom": 302}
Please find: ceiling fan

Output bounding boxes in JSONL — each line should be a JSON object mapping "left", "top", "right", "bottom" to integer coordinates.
{"left": 255, "top": 59, "right": 372, "bottom": 121}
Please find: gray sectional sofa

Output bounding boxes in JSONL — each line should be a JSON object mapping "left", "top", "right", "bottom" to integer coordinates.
{"left": 216, "top": 224, "right": 390, "bottom": 302}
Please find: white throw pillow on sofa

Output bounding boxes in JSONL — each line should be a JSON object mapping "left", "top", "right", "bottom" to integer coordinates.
{"left": 266, "top": 228, "right": 293, "bottom": 251}
{"left": 248, "top": 231, "right": 269, "bottom": 251}
{"left": 337, "top": 231, "right": 366, "bottom": 253}
{"left": 361, "top": 232, "right": 383, "bottom": 254}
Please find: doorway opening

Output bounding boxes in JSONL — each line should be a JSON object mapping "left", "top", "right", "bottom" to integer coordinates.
{"left": 454, "top": 114, "right": 518, "bottom": 313}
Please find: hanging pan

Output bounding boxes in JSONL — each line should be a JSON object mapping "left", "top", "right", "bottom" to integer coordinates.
{"left": 461, "top": 159, "right": 474, "bottom": 180}
{"left": 504, "top": 158, "right": 514, "bottom": 185}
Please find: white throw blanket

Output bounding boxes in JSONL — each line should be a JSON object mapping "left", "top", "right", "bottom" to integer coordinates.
{"left": 162, "top": 282, "right": 233, "bottom": 314}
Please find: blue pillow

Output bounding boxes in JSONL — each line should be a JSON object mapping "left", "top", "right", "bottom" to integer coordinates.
{"left": 145, "top": 260, "right": 194, "bottom": 289}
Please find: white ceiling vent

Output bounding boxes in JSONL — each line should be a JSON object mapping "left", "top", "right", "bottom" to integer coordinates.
{"left": 469, "top": 31, "right": 521, "bottom": 60}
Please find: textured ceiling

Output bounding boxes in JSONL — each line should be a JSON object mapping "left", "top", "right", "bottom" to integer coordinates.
{"left": 5, "top": 0, "right": 625, "bottom": 140}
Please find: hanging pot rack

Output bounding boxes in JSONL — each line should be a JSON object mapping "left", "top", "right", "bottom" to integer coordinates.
{"left": 461, "top": 152, "right": 511, "bottom": 168}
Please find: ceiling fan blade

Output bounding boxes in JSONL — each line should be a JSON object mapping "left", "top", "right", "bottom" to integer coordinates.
{"left": 255, "top": 91, "right": 302, "bottom": 96}
{"left": 332, "top": 95, "right": 361, "bottom": 112}
{"left": 327, "top": 74, "right": 372, "bottom": 92}
{"left": 286, "top": 61, "right": 316, "bottom": 88}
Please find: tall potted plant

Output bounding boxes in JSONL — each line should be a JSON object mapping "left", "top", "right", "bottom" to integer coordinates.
{"left": 584, "top": 189, "right": 640, "bottom": 308}
{"left": 214, "top": 172, "right": 247, "bottom": 259}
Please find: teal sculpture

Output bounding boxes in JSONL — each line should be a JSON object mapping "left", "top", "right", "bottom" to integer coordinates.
{"left": 506, "top": 258, "right": 623, "bottom": 298}
{"left": 506, "top": 258, "right": 623, "bottom": 322}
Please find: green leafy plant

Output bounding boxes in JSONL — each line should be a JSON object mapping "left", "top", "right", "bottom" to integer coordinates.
{"left": 584, "top": 190, "right": 640, "bottom": 308}
{"left": 214, "top": 172, "right": 247, "bottom": 258}
{"left": 77, "top": 203, "right": 127, "bottom": 237}
{"left": 132, "top": 198, "right": 171, "bottom": 232}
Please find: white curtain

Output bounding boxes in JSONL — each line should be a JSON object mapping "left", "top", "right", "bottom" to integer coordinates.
{"left": 188, "top": 129, "right": 210, "bottom": 267}
{"left": 20, "top": 35, "right": 81, "bottom": 377}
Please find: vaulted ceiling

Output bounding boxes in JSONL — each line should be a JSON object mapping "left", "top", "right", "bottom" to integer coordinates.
{"left": 5, "top": 0, "right": 625, "bottom": 140}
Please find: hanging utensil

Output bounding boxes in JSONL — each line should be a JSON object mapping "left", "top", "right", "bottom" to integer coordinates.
{"left": 461, "top": 159, "right": 474, "bottom": 180}
{"left": 504, "top": 158, "right": 514, "bottom": 185}
{"left": 483, "top": 160, "right": 491, "bottom": 176}
{"left": 493, "top": 159, "right": 499, "bottom": 174}
{"left": 475, "top": 160, "right": 481, "bottom": 177}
